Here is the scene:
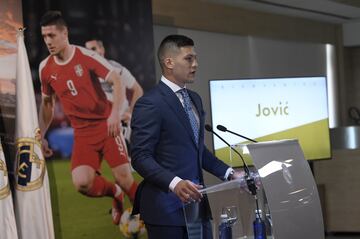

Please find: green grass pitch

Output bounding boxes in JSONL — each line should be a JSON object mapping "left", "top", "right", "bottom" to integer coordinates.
{"left": 47, "top": 159, "right": 146, "bottom": 239}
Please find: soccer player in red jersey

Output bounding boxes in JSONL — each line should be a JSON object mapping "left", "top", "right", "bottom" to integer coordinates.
{"left": 38, "top": 11, "right": 137, "bottom": 225}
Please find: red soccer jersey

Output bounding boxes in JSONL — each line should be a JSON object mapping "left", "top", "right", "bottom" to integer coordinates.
{"left": 39, "top": 45, "right": 114, "bottom": 132}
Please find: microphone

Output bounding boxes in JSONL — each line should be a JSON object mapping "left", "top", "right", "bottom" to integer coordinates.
{"left": 217, "top": 124, "right": 257, "bottom": 143}
{"left": 205, "top": 124, "right": 257, "bottom": 195}
{"left": 205, "top": 124, "right": 250, "bottom": 175}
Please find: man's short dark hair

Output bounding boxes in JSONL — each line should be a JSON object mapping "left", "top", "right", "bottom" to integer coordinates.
{"left": 40, "top": 11, "right": 67, "bottom": 28}
{"left": 157, "top": 35, "right": 194, "bottom": 67}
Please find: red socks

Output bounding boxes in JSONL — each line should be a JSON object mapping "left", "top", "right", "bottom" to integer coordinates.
{"left": 87, "top": 175, "right": 116, "bottom": 197}
{"left": 86, "top": 176, "right": 137, "bottom": 203}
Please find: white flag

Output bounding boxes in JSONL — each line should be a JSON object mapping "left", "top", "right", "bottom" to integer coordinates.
{"left": 0, "top": 139, "right": 18, "bottom": 239}
{"left": 14, "top": 29, "right": 55, "bottom": 239}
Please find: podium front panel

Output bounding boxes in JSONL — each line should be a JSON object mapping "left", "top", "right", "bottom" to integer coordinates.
{"left": 247, "top": 140, "right": 324, "bottom": 239}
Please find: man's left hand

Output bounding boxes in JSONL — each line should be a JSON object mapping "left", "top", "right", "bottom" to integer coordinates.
{"left": 229, "top": 170, "right": 261, "bottom": 194}
{"left": 229, "top": 170, "right": 246, "bottom": 180}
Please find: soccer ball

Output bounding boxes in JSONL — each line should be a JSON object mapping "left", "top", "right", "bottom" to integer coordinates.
{"left": 119, "top": 207, "right": 146, "bottom": 238}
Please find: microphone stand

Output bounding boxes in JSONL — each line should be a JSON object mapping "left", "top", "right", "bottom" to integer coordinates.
{"left": 205, "top": 125, "right": 259, "bottom": 211}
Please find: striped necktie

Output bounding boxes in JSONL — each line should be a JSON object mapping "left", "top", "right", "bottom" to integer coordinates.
{"left": 178, "top": 89, "right": 199, "bottom": 144}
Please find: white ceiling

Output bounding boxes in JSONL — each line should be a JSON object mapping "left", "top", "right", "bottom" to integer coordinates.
{"left": 206, "top": 0, "right": 360, "bottom": 24}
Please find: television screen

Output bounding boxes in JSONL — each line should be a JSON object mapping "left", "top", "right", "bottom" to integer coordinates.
{"left": 209, "top": 76, "right": 331, "bottom": 166}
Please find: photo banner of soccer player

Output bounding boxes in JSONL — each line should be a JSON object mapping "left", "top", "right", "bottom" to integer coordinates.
{"left": 22, "top": 0, "right": 156, "bottom": 238}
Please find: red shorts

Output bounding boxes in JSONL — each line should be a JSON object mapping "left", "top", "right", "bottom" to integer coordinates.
{"left": 71, "top": 123, "right": 128, "bottom": 171}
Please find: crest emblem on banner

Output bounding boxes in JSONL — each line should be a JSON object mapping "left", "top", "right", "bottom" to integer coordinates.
{"left": 74, "top": 64, "right": 83, "bottom": 77}
{"left": 0, "top": 145, "right": 10, "bottom": 199}
{"left": 15, "top": 128, "right": 45, "bottom": 191}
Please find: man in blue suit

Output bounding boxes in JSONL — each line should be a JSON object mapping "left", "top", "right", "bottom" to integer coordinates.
{"left": 131, "top": 35, "right": 238, "bottom": 239}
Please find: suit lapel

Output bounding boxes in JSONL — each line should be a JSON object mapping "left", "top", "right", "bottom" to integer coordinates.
{"left": 158, "top": 82, "right": 199, "bottom": 147}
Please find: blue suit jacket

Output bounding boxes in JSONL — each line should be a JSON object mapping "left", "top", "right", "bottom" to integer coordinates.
{"left": 130, "top": 81, "right": 229, "bottom": 226}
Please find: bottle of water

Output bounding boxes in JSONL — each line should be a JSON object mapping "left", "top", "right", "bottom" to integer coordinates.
{"left": 218, "top": 214, "right": 232, "bottom": 239}
{"left": 253, "top": 209, "right": 266, "bottom": 239}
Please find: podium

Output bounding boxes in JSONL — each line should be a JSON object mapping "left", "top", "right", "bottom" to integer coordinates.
{"left": 184, "top": 140, "right": 325, "bottom": 239}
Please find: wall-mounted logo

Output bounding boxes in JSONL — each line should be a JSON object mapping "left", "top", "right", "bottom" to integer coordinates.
{"left": 15, "top": 128, "right": 45, "bottom": 191}
{"left": 256, "top": 101, "right": 289, "bottom": 117}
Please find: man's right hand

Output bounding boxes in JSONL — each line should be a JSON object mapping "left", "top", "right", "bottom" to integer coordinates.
{"left": 41, "top": 138, "right": 53, "bottom": 158}
{"left": 173, "top": 180, "right": 203, "bottom": 203}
